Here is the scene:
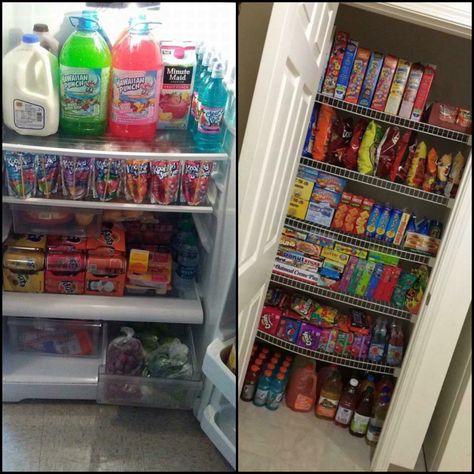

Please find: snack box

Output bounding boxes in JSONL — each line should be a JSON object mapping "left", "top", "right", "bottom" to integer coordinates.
{"left": 392, "top": 211, "right": 411, "bottom": 246}
{"left": 354, "top": 261, "right": 376, "bottom": 297}
{"left": 367, "top": 250, "right": 400, "bottom": 266}
{"left": 87, "top": 255, "right": 127, "bottom": 276}
{"left": 302, "top": 104, "right": 320, "bottom": 157}
{"left": 364, "top": 263, "right": 384, "bottom": 300}
{"left": 297, "top": 165, "right": 319, "bottom": 182}
{"left": 337, "top": 255, "right": 359, "bottom": 293}
{"left": 322, "top": 258, "right": 346, "bottom": 274}
{"left": 321, "top": 247, "right": 350, "bottom": 265}
{"left": 87, "top": 224, "right": 126, "bottom": 256}
{"left": 365, "top": 203, "right": 383, "bottom": 239}
{"left": 334, "top": 39, "right": 359, "bottom": 100}
{"left": 398, "top": 63, "right": 424, "bottom": 119}
{"left": 345, "top": 47, "right": 371, "bottom": 104}
{"left": 374, "top": 205, "right": 392, "bottom": 241}
{"left": 293, "top": 177, "right": 315, "bottom": 201}
{"left": 45, "top": 270, "right": 85, "bottom": 294}
{"left": 6, "top": 234, "right": 46, "bottom": 251}
{"left": 319, "top": 267, "right": 341, "bottom": 280}
{"left": 384, "top": 208, "right": 403, "bottom": 244}
{"left": 296, "top": 240, "right": 322, "bottom": 258}
{"left": 314, "top": 171, "right": 347, "bottom": 194}
{"left": 342, "top": 194, "right": 364, "bottom": 234}
{"left": 347, "top": 259, "right": 367, "bottom": 296}
{"left": 331, "top": 191, "right": 353, "bottom": 230}
{"left": 354, "top": 198, "right": 375, "bottom": 236}
{"left": 403, "top": 232, "right": 441, "bottom": 256}
{"left": 3, "top": 268, "right": 44, "bottom": 293}
{"left": 47, "top": 235, "right": 87, "bottom": 253}
{"left": 358, "top": 52, "right": 384, "bottom": 107}
{"left": 297, "top": 323, "right": 322, "bottom": 351}
{"left": 372, "top": 265, "right": 401, "bottom": 302}
{"left": 322, "top": 328, "right": 339, "bottom": 354}
{"left": 276, "top": 317, "right": 302, "bottom": 344}
{"left": 307, "top": 188, "right": 341, "bottom": 227}
{"left": 371, "top": 55, "right": 398, "bottom": 111}
{"left": 128, "top": 249, "right": 172, "bottom": 274}
{"left": 85, "top": 272, "right": 126, "bottom": 297}
{"left": 280, "top": 234, "right": 298, "bottom": 251}
{"left": 427, "top": 103, "right": 472, "bottom": 134}
{"left": 305, "top": 234, "right": 335, "bottom": 249}
{"left": 273, "top": 257, "right": 326, "bottom": 287}
{"left": 384, "top": 59, "right": 412, "bottom": 115}
{"left": 287, "top": 195, "right": 310, "bottom": 220}
{"left": 3, "top": 248, "right": 45, "bottom": 272}
{"left": 410, "top": 64, "right": 436, "bottom": 122}
{"left": 334, "top": 243, "right": 368, "bottom": 260}
{"left": 322, "top": 31, "right": 349, "bottom": 96}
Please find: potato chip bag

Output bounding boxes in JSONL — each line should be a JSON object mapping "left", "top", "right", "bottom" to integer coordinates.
{"left": 432, "top": 153, "right": 452, "bottom": 195}
{"left": 312, "top": 104, "right": 337, "bottom": 161}
{"left": 444, "top": 152, "right": 466, "bottom": 198}
{"left": 421, "top": 147, "right": 438, "bottom": 192}
{"left": 389, "top": 130, "right": 412, "bottom": 182}
{"left": 375, "top": 126, "right": 400, "bottom": 179}
{"left": 342, "top": 118, "right": 368, "bottom": 170}
{"left": 406, "top": 141, "right": 427, "bottom": 188}
{"left": 357, "top": 121, "right": 383, "bottom": 175}
{"left": 327, "top": 117, "right": 353, "bottom": 166}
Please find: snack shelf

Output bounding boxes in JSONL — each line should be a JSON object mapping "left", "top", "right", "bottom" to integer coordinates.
{"left": 315, "top": 93, "right": 472, "bottom": 145}
{"left": 2, "top": 127, "right": 228, "bottom": 161}
{"left": 284, "top": 216, "right": 435, "bottom": 267}
{"left": 2, "top": 196, "right": 214, "bottom": 214}
{"left": 255, "top": 330, "right": 398, "bottom": 376}
{"left": 270, "top": 272, "right": 415, "bottom": 323}
{"left": 300, "top": 158, "right": 453, "bottom": 208}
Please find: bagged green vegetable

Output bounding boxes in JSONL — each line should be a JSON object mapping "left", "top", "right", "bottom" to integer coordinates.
{"left": 146, "top": 337, "right": 193, "bottom": 380}
{"left": 357, "top": 121, "right": 383, "bottom": 175}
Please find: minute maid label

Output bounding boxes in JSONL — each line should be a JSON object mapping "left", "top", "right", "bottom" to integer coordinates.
{"left": 60, "top": 66, "right": 110, "bottom": 120}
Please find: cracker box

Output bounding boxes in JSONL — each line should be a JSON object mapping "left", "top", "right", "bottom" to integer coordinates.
{"left": 384, "top": 59, "right": 412, "bottom": 115}
{"left": 342, "top": 194, "right": 364, "bottom": 234}
{"left": 7, "top": 234, "right": 46, "bottom": 251}
{"left": 87, "top": 224, "right": 126, "bottom": 256}
{"left": 3, "top": 268, "right": 44, "bottom": 293}
{"left": 331, "top": 192, "right": 353, "bottom": 230}
{"left": 258, "top": 306, "right": 282, "bottom": 335}
{"left": 293, "top": 177, "right": 314, "bottom": 201}
{"left": 321, "top": 247, "right": 350, "bottom": 265}
{"left": 358, "top": 52, "right": 384, "bottom": 107}
{"left": 45, "top": 270, "right": 85, "bottom": 294}
{"left": 334, "top": 39, "right": 359, "bottom": 100}
{"left": 276, "top": 317, "right": 301, "bottom": 343}
{"left": 297, "top": 323, "right": 322, "bottom": 350}
{"left": 287, "top": 195, "right": 309, "bottom": 220}
{"left": 314, "top": 171, "right": 347, "bottom": 194}
{"left": 334, "top": 243, "right": 368, "bottom": 260}
{"left": 398, "top": 63, "right": 424, "bottom": 119}
{"left": 371, "top": 55, "right": 398, "bottom": 111}
{"left": 344, "top": 47, "right": 371, "bottom": 104}
{"left": 410, "top": 64, "right": 436, "bottom": 122}
{"left": 307, "top": 188, "right": 341, "bottom": 227}
{"left": 296, "top": 240, "right": 322, "bottom": 258}
{"left": 354, "top": 198, "right": 375, "bottom": 236}
{"left": 321, "top": 31, "right": 349, "bottom": 96}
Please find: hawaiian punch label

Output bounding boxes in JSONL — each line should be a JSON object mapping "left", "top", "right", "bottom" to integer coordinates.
{"left": 60, "top": 66, "right": 109, "bottom": 120}
{"left": 111, "top": 69, "right": 158, "bottom": 124}
{"left": 197, "top": 105, "right": 225, "bottom": 134}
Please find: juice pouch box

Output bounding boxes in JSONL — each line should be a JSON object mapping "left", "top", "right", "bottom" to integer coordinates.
{"left": 321, "top": 31, "right": 349, "bottom": 96}
{"left": 398, "top": 63, "right": 424, "bottom": 119}
{"left": 344, "top": 47, "right": 371, "bottom": 104}
{"left": 342, "top": 194, "right": 363, "bottom": 234}
{"left": 358, "top": 52, "right": 384, "bottom": 107}
{"left": 354, "top": 198, "right": 375, "bottom": 236}
{"left": 384, "top": 59, "right": 412, "bottom": 115}
{"left": 334, "top": 39, "right": 359, "bottom": 100}
{"left": 45, "top": 270, "right": 85, "bottom": 294}
{"left": 258, "top": 306, "right": 282, "bottom": 335}
{"left": 331, "top": 192, "right": 352, "bottom": 230}
{"left": 410, "top": 64, "right": 437, "bottom": 122}
{"left": 307, "top": 188, "right": 341, "bottom": 227}
{"left": 297, "top": 323, "right": 322, "bottom": 350}
{"left": 371, "top": 55, "right": 398, "bottom": 111}
{"left": 276, "top": 317, "right": 301, "bottom": 343}
{"left": 158, "top": 42, "right": 196, "bottom": 129}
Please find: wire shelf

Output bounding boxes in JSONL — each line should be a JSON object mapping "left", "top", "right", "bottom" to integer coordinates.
{"left": 255, "top": 330, "right": 398, "bottom": 376}
{"left": 284, "top": 217, "right": 435, "bottom": 267}
{"left": 270, "top": 273, "right": 415, "bottom": 323}
{"left": 315, "top": 93, "right": 472, "bottom": 145}
{"left": 300, "top": 158, "right": 451, "bottom": 207}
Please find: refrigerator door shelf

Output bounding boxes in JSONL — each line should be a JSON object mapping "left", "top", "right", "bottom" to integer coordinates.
{"left": 2, "top": 204, "right": 12, "bottom": 243}
{"left": 202, "top": 337, "right": 236, "bottom": 407}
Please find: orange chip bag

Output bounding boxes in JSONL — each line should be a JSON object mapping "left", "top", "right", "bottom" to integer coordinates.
{"left": 312, "top": 104, "right": 337, "bottom": 161}
{"left": 421, "top": 147, "right": 438, "bottom": 192}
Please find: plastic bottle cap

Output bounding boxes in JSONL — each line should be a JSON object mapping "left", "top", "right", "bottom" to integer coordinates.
{"left": 33, "top": 24, "right": 49, "bottom": 32}
{"left": 250, "top": 364, "right": 259, "bottom": 372}
{"left": 276, "top": 373, "right": 285, "bottom": 380}
{"left": 22, "top": 34, "right": 40, "bottom": 44}
{"left": 207, "top": 56, "right": 219, "bottom": 73}
{"left": 267, "top": 363, "right": 276, "bottom": 370}
{"left": 264, "top": 370, "right": 272, "bottom": 377}
{"left": 254, "top": 359, "right": 263, "bottom": 366}
{"left": 279, "top": 367, "right": 288, "bottom": 374}
{"left": 273, "top": 352, "right": 281, "bottom": 358}
{"left": 381, "top": 395, "right": 391, "bottom": 403}
{"left": 305, "top": 364, "right": 314, "bottom": 370}
{"left": 211, "top": 61, "right": 225, "bottom": 78}
{"left": 174, "top": 47, "right": 185, "bottom": 59}
{"left": 349, "top": 378, "right": 359, "bottom": 387}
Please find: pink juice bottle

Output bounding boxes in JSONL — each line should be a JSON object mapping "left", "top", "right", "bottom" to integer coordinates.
{"left": 109, "top": 21, "right": 162, "bottom": 140}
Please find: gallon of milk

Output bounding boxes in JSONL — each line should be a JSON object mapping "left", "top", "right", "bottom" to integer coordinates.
{"left": 3, "top": 34, "right": 59, "bottom": 136}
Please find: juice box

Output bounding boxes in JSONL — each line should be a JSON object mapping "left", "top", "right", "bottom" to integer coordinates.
{"left": 344, "top": 47, "right": 371, "bottom": 104}
{"left": 334, "top": 243, "right": 368, "bottom": 260}
{"left": 354, "top": 197, "right": 375, "bottom": 236}
{"left": 371, "top": 55, "right": 398, "bottom": 111}
{"left": 322, "top": 31, "right": 349, "bottom": 96}
{"left": 293, "top": 177, "right": 314, "bottom": 201}
{"left": 342, "top": 194, "right": 364, "bottom": 234}
{"left": 384, "top": 59, "right": 412, "bottom": 115}
{"left": 393, "top": 211, "right": 411, "bottom": 246}
{"left": 331, "top": 191, "right": 352, "bottom": 230}
{"left": 321, "top": 247, "right": 351, "bottom": 265}
{"left": 358, "top": 52, "right": 384, "bottom": 107}
{"left": 410, "top": 64, "right": 437, "bottom": 122}
{"left": 297, "top": 323, "right": 322, "bottom": 350}
{"left": 314, "top": 171, "right": 347, "bottom": 194}
{"left": 307, "top": 188, "right": 341, "bottom": 227}
{"left": 258, "top": 306, "right": 282, "bottom": 335}
{"left": 398, "top": 63, "right": 424, "bottom": 119}
{"left": 337, "top": 255, "right": 358, "bottom": 293}
{"left": 158, "top": 41, "right": 196, "bottom": 129}
{"left": 287, "top": 195, "right": 309, "bottom": 220}
{"left": 334, "top": 39, "right": 359, "bottom": 100}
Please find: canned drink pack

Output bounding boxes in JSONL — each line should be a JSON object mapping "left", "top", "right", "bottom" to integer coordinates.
{"left": 3, "top": 248, "right": 45, "bottom": 272}
{"left": 46, "top": 253, "right": 85, "bottom": 272}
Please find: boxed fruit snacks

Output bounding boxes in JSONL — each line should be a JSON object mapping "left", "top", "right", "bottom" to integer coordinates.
{"left": 371, "top": 55, "right": 398, "bottom": 111}
{"left": 398, "top": 63, "right": 424, "bottom": 119}
{"left": 337, "top": 255, "right": 358, "bottom": 293}
{"left": 306, "top": 188, "right": 341, "bottom": 227}
{"left": 321, "top": 247, "right": 350, "bottom": 265}
{"left": 364, "top": 263, "right": 384, "bottom": 300}
{"left": 373, "top": 265, "right": 402, "bottom": 303}
{"left": 346, "top": 259, "right": 367, "bottom": 296}
{"left": 322, "top": 31, "right": 350, "bottom": 96}
{"left": 276, "top": 317, "right": 302, "bottom": 343}
{"left": 345, "top": 47, "right": 371, "bottom": 104}
{"left": 354, "top": 261, "right": 376, "bottom": 297}
{"left": 297, "top": 323, "right": 322, "bottom": 351}
{"left": 334, "top": 39, "right": 359, "bottom": 100}
{"left": 258, "top": 306, "right": 282, "bottom": 335}
{"left": 358, "top": 52, "right": 384, "bottom": 107}
{"left": 410, "top": 64, "right": 436, "bottom": 122}
{"left": 384, "top": 59, "right": 411, "bottom": 115}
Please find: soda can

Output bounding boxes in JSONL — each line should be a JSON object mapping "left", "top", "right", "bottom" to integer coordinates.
{"left": 428, "top": 220, "right": 443, "bottom": 239}
{"left": 365, "top": 203, "right": 383, "bottom": 238}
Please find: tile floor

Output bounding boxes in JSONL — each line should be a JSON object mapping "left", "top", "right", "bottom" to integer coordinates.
{"left": 3, "top": 401, "right": 233, "bottom": 472}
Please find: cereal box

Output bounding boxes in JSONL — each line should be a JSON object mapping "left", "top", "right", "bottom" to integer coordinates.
{"left": 334, "top": 39, "right": 359, "bottom": 100}
{"left": 321, "top": 247, "right": 350, "bottom": 265}
{"left": 293, "top": 177, "right": 314, "bottom": 201}
{"left": 258, "top": 306, "right": 282, "bottom": 335}
{"left": 322, "top": 31, "right": 349, "bottom": 96}
{"left": 276, "top": 317, "right": 301, "bottom": 343}
{"left": 331, "top": 192, "right": 352, "bottom": 230}
{"left": 314, "top": 171, "right": 347, "bottom": 194}
{"left": 384, "top": 59, "right": 412, "bottom": 115}
{"left": 410, "top": 64, "right": 436, "bottom": 122}
{"left": 287, "top": 195, "right": 309, "bottom": 220}
{"left": 342, "top": 194, "right": 364, "bottom": 234}
{"left": 398, "top": 63, "right": 424, "bottom": 119}
{"left": 371, "top": 55, "right": 398, "bottom": 111}
{"left": 306, "top": 188, "right": 341, "bottom": 227}
{"left": 344, "top": 47, "right": 371, "bottom": 104}
{"left": 297, "top": 323, "right": 322, "bottom": 350}
{"left": 358, "top": 52, "right": 384, "bottom": 107}
{"left": 354, "top": 198, "right": 375, "bottom": 236}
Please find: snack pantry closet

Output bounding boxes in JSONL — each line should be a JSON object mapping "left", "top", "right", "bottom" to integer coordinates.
{"left": 239, "top": 2, "right": 471, "bottom": 471}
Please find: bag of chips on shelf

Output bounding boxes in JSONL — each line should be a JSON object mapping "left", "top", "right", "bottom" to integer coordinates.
{"left": 357, "top": 120, "right": 383, "bottom": 175}
{"left": 444, "top": 151, "right": 466, "bottom": 198}
{"left": 342, "top": 118, "right": 368, "bottom": 170}
{"left": 406, "top": 141, "right": 427, "bottom": 188}
{"left": 326, "top": 117, "right": 353, "bottom": 166}
{"left": 432, "top": 153, "right": 452, "bottom": 195}
{"left": 375, "top": 126, "right": 400, "bottom": 179}
{"left": 312, "top": 104, "right": 337, "bottom": 161}
{"left": 389, "top": 129, "right": 412, "bottom": 182}
{"left": 421, "top": 147, "right": 438, "bottom": 192}
{"left": 395, "top": 140, "right": 417, "bottom": 184}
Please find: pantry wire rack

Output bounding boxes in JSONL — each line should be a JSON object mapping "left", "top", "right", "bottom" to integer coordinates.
{"left": 315, "top": 93, "right": 472, "bottom": 146}
{"left": 270, "top": 272, "right": 416, "bottom": 323}
{"left": 284, "top": 216, "right": 435, "bottom": 267}
{"left": 300, "top": 158, "right": 453, "bottom": 208}
{"left": 255, "top": 330, "right": 400, "bottom": 376}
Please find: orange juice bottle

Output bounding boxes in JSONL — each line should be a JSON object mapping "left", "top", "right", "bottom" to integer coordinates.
{"left": 315, "top": 367, "right": 343, "bottom": 420}
{"left": 286, "top": 363, "right": 317, "bottom": 412}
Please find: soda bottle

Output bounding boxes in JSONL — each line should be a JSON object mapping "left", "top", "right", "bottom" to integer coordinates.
{"left": 253, "top": 369, "right": 273, "bottom": 407}
{"left": 174, "top": 233, "right": 200, "bottom": 296}
{"left": 315, "top": 367, "right": 343, "bottom": 420}
{"left": 366, "top": 394, "right": 391, "bottom": 445}
{"left": 286, "top": 363, "right": 317, "bottom": 412}
{"left": 349, "top": 386, "right": 374, "bottom": 437}
{"left": 266, "top": 373, "right": 286, "bottom": 411}
{"left": 59, "top": 15, "right": 111, "bottom": 136}
{"left": 334, "top": 378, "right": 359, "bottom": 427}
{"left": 109, "top": 20, "right": 162, "bottom": 139}
{"left": 386, "top": 322, "right": 404, "bottom": 366}
{"left": 195, "top": 61, "right": 227, "bottom": 151}
{"left": 241, "top": 364, "right": 260, "bottom": 402}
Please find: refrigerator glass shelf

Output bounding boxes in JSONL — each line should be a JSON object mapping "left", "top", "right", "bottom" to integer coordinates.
{"left": 285, "top": 216, "right": 435, "bottom": 266}
{"left": 270, "top": 273, "right": 415, "bottom": 323}
{"left": 2, "top": 126, "right": 228, "bottom": 161}
{"left": 315, "top": 93, "right": 472, "bottom": 145}
{"left": 255, "top": 330, "right": 398, "bottom": 376}
{"left": 300, "top": 158, "right": 453, "bottom": 207}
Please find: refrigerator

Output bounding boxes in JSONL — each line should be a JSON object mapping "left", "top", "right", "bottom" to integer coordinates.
{"left": 2, "top": 2, "right": 236, "bottom": 469}
{"left": 238, "top": 2, "right": 471, "bottom": 471}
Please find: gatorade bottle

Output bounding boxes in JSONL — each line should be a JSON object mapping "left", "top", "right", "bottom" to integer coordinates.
{"left": 266, "top": 373, "right": 286, "bottom": 410}
{"left": 253, "top": 369, "right": 273, "bottom": 407}
{"left": 109, "top": 20, "right": 163, "bottom": 139}
{"left": 241, "top": 364, "right": 260, "bottom": 402}
{"left": 59, "top": 15, "right": 111, "bottom": 136}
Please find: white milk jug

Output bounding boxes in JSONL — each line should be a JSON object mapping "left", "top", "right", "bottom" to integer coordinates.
{"left": 3, "top": 34, "right": 59, "bottom": 136}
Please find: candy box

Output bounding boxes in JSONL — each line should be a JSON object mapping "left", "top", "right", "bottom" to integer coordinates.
{"left": 398, "top": 63, "right": 424, "bottom": 119}
{"left": 334, "top": 39, "right": 359, "bottom": 100}
{"left": 403, "top": 232, "right": 441, "bottom": 256}
{"left": 85, "top": 272, "right": 126, "bottom": 297}
{"left": 297, "top": 323, "right": 322, "bottom": 350}
{"left": 321, "top": 247, "right": 350, "bottom": 265}
{"left": 287, "top": 195, "right": 309, "bottom": 220}
{"left": 384, "top": 59, "right": 412, "bottom": 115}
{"left": 410, "top": 64, "right": 436, "bottom": 122}
{"left": 358, "top": 52, "right": 384, "bottom": 107}
{"left": 4, "top": 268, "right": 44, "bottom": 293}
{"left": 322, "top": 31, "right": 349, "bottom": 96}
{"left": 258, "top": 306, "right": 282, "bottom": 335}
{"left": 45, "top": 270, "right": 85, "bottom": 294}
{"left": 331, "top": 192, "right": 353, "bottom": 230}
{"left": 371, "top": 55, "right": 398, "bottom": 111}
{"left": 314, "top": 171, "right": 347, "bottom": 194}
{"left": 7, "top": 234, "right": 46, "bottom": 251}
{"left": 87, "top": 224, "right": 126, "bottom": 256}
{"left": 334, "top": 331, "right": 352, "bottom": 355}
{"left": 342, "top": 194, "right": 364, "bottom": 234}
{"left": 307, "top": 188, "right": 341, "bottom": 227}
{"left": 344, "top": 47, "right": 371, "bottom": 104}
{"left": 276, "top": 317, "right": 301, "bottom": 343}
{"left": 293, "top": 177, "right": 314, "bottom": 201}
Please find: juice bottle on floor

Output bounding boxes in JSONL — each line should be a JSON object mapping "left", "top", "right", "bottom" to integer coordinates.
{"left": 286, "top": 363, "right": 317, "bottom": 412}
{"left": 366, "top": 394, "right": 391, "bottom": 445}
{"left": 253, "top": 369, "right": 273, "bottom": 407}
{"left": 316, "top": 364, "right": 337, "bottom": 401}
{"left": 334, "top": 378, "right": 359, "bottom": 427}
{"left": 349, "top": 386, "right": 374, "bottom": 437}
{"left": 266, "top": 372, "right": 286, "bottom": 410}
{"left": 315, "top": 367, "right": 343, "bottom": 420}
{"left": 374, "top": 375, "right": 394, "bottom": 400}
{"left": 59, "top": 15, "right": 111, "bottom": 136}
{"left": 241, "top": 364, "right": 260, "bottom": 402}
{"left": 358, "top": 373, "right": 375, "bottom": 402}
{"left": 109, "top": 20, "right": 162, "bottom": 139}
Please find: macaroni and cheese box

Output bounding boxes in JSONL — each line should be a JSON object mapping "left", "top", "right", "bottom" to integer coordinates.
{"left": 293, "top": 177, "right": 314, "bottom": 201}
{"left": 398, "top": 63, "right": 424, "bottom": 119}
{"left": 358, "top": 52, "right": 384, "bottom": 107}
{"left": 322, "top": 31, "right": 349, "bottom": 96}
{"left": 384, "top": 59, "right": 412, "bottom": 115}
{"left": 334, "top": 39, "right": 359, "bottom": 100}
{"left": 371, "top": 55, "right": 398, "bottom": 111}
{"left": 344, "top": 47, "right": 371, "bottom": 104}
{"left": 287, "top": 195, "right": 309, "bottom": 220}
{"left": 307, "top": 188, "right": 341, "bottom": 227}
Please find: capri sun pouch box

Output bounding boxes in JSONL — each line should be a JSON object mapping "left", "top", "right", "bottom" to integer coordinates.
{"left": 384, "top": 59, "right": 412, "bottom": 115}
{"left": 358, "top": 52, "right": 384, "bottom": 107}
{"left": 322, "top": 31, "right": 349, "bottom": 96}
{"left": 410, "top": 64, "right": 437, "bottom": 122}
{"left": 344, "top": 47, "right": 371, "bottom": 104}
{"left": 371, "top": 55, "right": 398, "bottom": 111}
{"left": 398, "top": 63, "right": 424, "bottom": 119}
{"left": 334, "top": 39, "right": 359, "bottom": 100}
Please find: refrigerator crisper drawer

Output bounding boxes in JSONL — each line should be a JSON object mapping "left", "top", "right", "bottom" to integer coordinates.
{"left": 97, "top": 325, "right": 202, "bottom": 409}
{"left": 7, "top": 316, "right": 102, "bottom": 357}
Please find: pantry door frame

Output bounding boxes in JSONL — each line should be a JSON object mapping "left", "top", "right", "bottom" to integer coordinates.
{"left": 238, "top": 2, "right": 339, "bottom": 394}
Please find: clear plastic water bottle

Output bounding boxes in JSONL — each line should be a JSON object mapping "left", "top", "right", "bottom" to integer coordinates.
{"left": 195, "top": 62, "right": 228, "bottom": 152}
{"left": 266, "top": 372, "right": 286, "bottom": 410}
{"left": 174, "top": 234, "right": 199, "bottom": 295}
{"left": 253, "top": 369, "right": 273, "bottom": 407}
